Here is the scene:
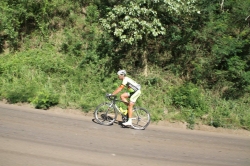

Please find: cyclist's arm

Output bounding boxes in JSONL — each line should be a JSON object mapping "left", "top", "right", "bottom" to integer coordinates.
{"left": 112, "top": 84, "right": 125, "bottom": 95}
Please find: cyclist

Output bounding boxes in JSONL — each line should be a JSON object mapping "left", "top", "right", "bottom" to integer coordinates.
{"left": 110, "top": 69, "right": 141, "bottom": 126}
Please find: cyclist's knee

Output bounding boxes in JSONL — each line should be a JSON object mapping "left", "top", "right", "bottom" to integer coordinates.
{"left": 128, "top": 102, "right": 135, "bottom": 107}
{"left": 120, "top": 93, "right": 129, "bottom": 99}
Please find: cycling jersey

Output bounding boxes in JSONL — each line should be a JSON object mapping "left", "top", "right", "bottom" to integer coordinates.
{"left": 122, "top": 77, "right": 141, "bottom": 93}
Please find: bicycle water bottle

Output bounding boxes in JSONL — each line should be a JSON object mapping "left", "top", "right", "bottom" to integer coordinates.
{"left": 119, "top": 107, "right": 127, "bottom": 115}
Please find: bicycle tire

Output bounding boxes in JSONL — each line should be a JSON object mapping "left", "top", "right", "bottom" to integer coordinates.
{"left": 94, "top": 102, "right": 117, "bottom": 125}
{"left": 131, "top": 107, "right": 150, "bottom": 130}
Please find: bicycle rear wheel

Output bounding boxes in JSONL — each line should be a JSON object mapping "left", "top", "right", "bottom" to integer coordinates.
{"left": 131, "top": 107, "right": 150, "bottom": 130}
{"left": 94, "top": 102, "right": 117, "bottom": 125}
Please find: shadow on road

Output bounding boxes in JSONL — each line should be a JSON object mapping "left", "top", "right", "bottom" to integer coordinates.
{"left": 92, "top": 114, "right": 130, "bottom": 129}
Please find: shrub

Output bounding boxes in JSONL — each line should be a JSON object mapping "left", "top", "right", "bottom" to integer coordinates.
{"left": 204, "top": 97, "right": 250, "bottom": 130}
{"left": 240, "top": 113, "right": 250, "bottom": 130}
{"left": 170, "top": 82, "right": 208, "bottom": 117}
{"left": 30, "top": 91, "right": 59, "bottom": 110}
{"left": 3, "top": 82, "right": 36, "bottom": 104}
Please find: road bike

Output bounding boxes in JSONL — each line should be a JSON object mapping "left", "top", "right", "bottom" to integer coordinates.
{"left": 94, "top": 94, "right": 150, "bottom": 130}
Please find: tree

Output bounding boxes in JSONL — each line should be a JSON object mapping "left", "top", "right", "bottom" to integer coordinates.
{"left": 100, "top": 1, "right": 165, "bottom": 76}
{"left": 100, "top": 0, "right": 198, "bottom": 76}
{"left": 190, "top": 0, "right": 250, "bottom": 98}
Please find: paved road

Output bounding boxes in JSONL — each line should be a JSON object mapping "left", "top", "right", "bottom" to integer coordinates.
{"left": 0, "top": 103, "right": 249, "bottom": 166}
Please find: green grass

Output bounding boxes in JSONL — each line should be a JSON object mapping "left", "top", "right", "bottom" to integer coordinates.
{"left": 1, "top": 49, "right": 249, "bottom": 131}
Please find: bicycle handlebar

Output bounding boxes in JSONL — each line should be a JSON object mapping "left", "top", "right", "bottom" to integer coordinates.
{"left": 106, "top": 94, "right": 117, "bottom": 101}
{"left": 105, "top": 94, "right": 129, "bottom": 104}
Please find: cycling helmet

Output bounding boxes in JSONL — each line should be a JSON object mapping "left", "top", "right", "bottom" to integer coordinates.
{"left": 117, "top": 69, "right": 126, "bottom": 76}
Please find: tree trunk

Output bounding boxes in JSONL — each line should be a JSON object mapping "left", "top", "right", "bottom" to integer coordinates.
{"left": 142, "top": 50, "right": 148, "bottom": 76}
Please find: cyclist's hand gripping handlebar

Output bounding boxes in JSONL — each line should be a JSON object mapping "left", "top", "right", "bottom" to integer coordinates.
{"left": 106, "top": 93, "right": 116, "bottom": 100}
{"left": 106, "top": 93, "right": 112, "bottom": 97}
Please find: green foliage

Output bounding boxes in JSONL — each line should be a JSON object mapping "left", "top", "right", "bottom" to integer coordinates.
{"left": 0, "top": 0, "right": 249, "bottom": 132}
{"left": 61, "top": 29, "right": 84, "bottom": 57}
{"left": 0, "top": 0, "right": 82, "bottom": 51}
{"left": 151, "top": 109, "right": 164, "bottom": 122}
{"left": 0, "top": 1, "right": 22, "bottom": 50}
{"left": 4, "top": 83, "right": 36, "bottom": 104}
{"left": 100, "top": 1, "right": 166, "bottom": 44}
{"left": 240, "top": 112, "right": 250, "bottom": 130}
{"left": 205, "top": 98, "right": 250, "bottom": 130}
{"left": 182, "top": 109, "right": 196, "bottom": 130}
{"left": 188, "top": 0, "right": 250, "bottom": 99}
{"left": 168, "top": 82, "right": 208, "bottom": 129}
{"left": 31, "top": 91, "right": 59, "bottom": 110}
{"left": 170, "top": 83, "right": 208, "bottom": 117}
{"left": 221, "top": 56, "right": 250, "bottom": 99}
{"left": 85, "top": 4, "right": 100, "bottom": 24}
{"left": 61, "top": 4, "right": 101, "bottom": 57}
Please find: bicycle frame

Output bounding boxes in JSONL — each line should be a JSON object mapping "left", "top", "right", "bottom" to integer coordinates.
{"left": 94, "top": 94, "right": 151, "bottom": 130}
{"left": 106, "top": 95, "right": 128, "bottom": 114}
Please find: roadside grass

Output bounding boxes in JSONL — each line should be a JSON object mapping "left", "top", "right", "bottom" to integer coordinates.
{"left": 0, "top": 47, "right": 249, "bottom": 131}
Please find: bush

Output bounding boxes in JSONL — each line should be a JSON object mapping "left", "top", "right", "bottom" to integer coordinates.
{"left": 30, "top": 91, "right": 59, "bottom": 110}
{"left": 205, "top": 98, "right": 250, "bottom": 130}
{"left": 4, "top": 83, "right": 36, "bottom": 103}
{"left": 240, "top": 113, "right": 250, "bottom": 130}
{"left": 167, "top": 83, "right": 209, "bottom": 129}
{"left": 170, "top": 82, "right": 208, "bottom": 117}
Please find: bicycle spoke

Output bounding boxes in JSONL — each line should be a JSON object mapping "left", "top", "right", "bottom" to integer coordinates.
{"left": 131, "top": 107, "right": 150, "bottom": 130}
{"left": 94, "top": 103, "right": 117, "bottom": 125}
{"left": 94, "top": 96, "right": 150, "bottom": 130}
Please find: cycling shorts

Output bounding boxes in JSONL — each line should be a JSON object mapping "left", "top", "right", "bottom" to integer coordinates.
{"left": 128, "top": 90, "right": 141, "bottom": 103}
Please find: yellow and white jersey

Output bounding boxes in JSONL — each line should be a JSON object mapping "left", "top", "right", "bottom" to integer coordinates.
{"left": 122, "top": 77, "right": 141, "bottom": 92}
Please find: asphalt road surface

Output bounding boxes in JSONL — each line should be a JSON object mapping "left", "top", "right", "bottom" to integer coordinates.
{"left": 0, "top": 103, "right": 249, "bottom": 166}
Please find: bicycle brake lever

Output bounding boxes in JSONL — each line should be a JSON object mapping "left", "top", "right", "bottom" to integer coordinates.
{"left": 106, "top": 93, "right": 112, "bottom": 97}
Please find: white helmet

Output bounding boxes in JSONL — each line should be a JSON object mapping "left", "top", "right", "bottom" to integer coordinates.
{"left": 117, "top": 69, "right": 126, "bottom": 76}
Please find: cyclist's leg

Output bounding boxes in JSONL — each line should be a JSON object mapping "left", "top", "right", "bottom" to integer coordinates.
{"left": 129, "top": 90, "right": 141, "bottom": 104}
{"left": 129, "top": 90, "right": 141, "bottom": 115}
{"left": 120, "top": 92, "right": 129, "bottom": 105}
{"left": 123, "top": 90, "right": 141, "bottom": 125}
{"left": 128, "top": 102, "right": 134, "bottom": 118}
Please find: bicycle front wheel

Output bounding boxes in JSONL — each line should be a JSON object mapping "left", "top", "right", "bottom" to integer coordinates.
{"left": 94, "top": 102, "right": 117, "bottom": 126}
{"left": 131, "top": 107, "right": 150, "bottom": 130}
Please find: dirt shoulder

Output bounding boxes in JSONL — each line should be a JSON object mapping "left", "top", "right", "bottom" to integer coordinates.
{"left": 1, "top": 100, "right": 250, "bottom": 137}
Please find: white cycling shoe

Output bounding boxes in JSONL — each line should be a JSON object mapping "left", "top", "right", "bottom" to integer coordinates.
{"left": 122, "top": 121, "right": 132, "bottom": 126}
